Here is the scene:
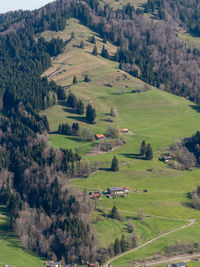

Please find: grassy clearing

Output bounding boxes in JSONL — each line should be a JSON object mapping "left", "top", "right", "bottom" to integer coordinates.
{"left": 112, "top": 222, "right": 200, "bottom": 266}
{"left": 0, "top": 207, "right": 44, "bottom": 267}
{"left": 93, "top": 214, "right": 186, "bottom": 249}
{"left": 99, "top": 0, "right": 146, "bottom": 10}
{"left": 41, "top": 18, "right": 200, "bottom": 264}
{"left": 179, "top": 31, "right": 200, "bottom": 48}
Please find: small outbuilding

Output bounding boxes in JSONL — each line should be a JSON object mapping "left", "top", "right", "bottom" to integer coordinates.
{"left": 120, "top": 128, "right": 129, "bottom": 133}
{"left": 95, "top": 134, "right": 105, "bottom": 140}
{"left": 50, "top": 263, "right": 61, "bottom": 267}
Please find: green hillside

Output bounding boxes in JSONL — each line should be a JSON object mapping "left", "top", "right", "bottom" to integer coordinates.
{"left": 0, "top": 207, "right": 44, "bottom": 267}
{"left": 40, "top": 18, "right": 200, "bottom": 266}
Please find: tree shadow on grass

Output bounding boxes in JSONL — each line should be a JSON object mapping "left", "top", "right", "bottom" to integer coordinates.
{"left": 189, "top": 105, "right": 200, "bottom": 113}
{"left": 67, "top": 115, "right": 88, "bottom": 123}
{"left": 62, "top": 107, "right": 77, "bottom": 114}
{"left": 121, "top": 153, "right": 142, "bottom": 160}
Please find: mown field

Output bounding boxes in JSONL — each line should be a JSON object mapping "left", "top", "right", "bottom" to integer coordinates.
{"left": 0, "top": 207, "right": 44, "bottom": 267}
{"left": 40, "top": 19, "right": 200, "bottom": 266}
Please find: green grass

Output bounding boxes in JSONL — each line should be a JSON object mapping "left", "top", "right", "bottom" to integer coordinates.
{"left": 112, "top": 222, "right": 200, "bottom": 266}
{"left": 0, "top": 207, "right": 44, "bottom": 267}
{"left": 179, "top": 31, "right": 200, "bottom": 48}
{"left": 40, "top": 18, "right": 200, "bottom": 265}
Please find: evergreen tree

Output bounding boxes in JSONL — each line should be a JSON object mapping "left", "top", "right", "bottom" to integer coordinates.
{"left": 111, "top": 155, "right": 119, "bottom": 171}
{"left": 73, "top": 75, "right": 77, "bottom": 84}
{"left": 86, "top": 104, "right": 96, "bottom": 124}
{"left": 101, "top": 45, "right": 109, "bottom": 59}
{"left": 114, "top": 238, "right": 121, "bottom": 255}
{"left": 91, "top": 34, "right": 96, "bottom": 43}
{"left": 80, "top": 39, "right": 84, "bottom": 49}
{"left": 146, "top": 143, "right": 153, "bottom": 160}
{"left": 103, "top": 35, "right": 107, "bottom": 44}
{"left": 76, "top": 99, "right": 85, "bottom": 115}
{"left": 120, "top": 235, "right": 127, "bottom": 252}
{"left": 84, "top": 74, "right": 91, "bottom": 82}
{"left": 140, "top": 140, "right": 147, "bottom": 156}
{"left": 67, "top": 93, "right": 77, "bottom": 108}
{"left": 92, "top": 45, "right": 98, "bottom": 56}
{"left": 72, "top": 122, "right": 80, "bottom": 136}
{"left": 110, "top": 205, "right": 118, "bottom": 219}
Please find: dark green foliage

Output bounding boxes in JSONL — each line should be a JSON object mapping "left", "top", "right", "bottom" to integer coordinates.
{"left": 146, "top": 143, "right": 153, "bottom": 160}
{"left": 91, "top": 34, "right": 96, "bottom": 43}
{"left": 58, "top": 122, "right": 80, "bottom": 136}
{"left": 76, "top": 99, "right": 85, "bottom": 115}
{"left": 140, "top": 140, "right": 147, "bottom": 156}
{"left": 67, "top": 93, "right": 78, "bottom": 108}
{"left": 86, "top": 104, "right": 96, "bottom": 124}
{"left": 92, "top": 45, "right": 98, "bottom": 56}
{"left": 84, "top": 74, "right": 91, "bottom": 82}
{"left": 73, "top": 75, "right": 78, "bottom": 84}
{"left": 80, "top": 39, "right": 85, "bottom": 48}
{"left": 111, "top": 155, "right": 119, "bottom": 171}
{"left": 114, "top": 238, "right": 121, "bottom": 255}
{"left": 103, "top": 35, "right": 107, "bottom": 44}
{"left": 57, "top": 86, "right": 67, "bottom": 100}
{"left": 110, "top": 206, "right": 119, "bottom": 219}
{"left": 120, "top": 235, "right": 128, "bottom": 252}
{"left": 101, "top": 45, "right": 109, "bottom": 59}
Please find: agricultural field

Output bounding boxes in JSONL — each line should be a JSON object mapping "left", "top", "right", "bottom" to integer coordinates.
{"left": 0, "top": 207, "right": 44, "bottom": 267}
{"left": 41, "top": 19, "right": 200, "bottom": 266}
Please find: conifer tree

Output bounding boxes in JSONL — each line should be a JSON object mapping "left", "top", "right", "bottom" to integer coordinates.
{"left": 120, "top": 235, "right": 127, "bottom": 252}
{"left": 86, "top": 104, "right": 96, "bottom": 124}
{"left": 73, "top": 75, "right": 77, "bottom": 84}
{"left": 91, "top": 34, "right": 96, "bottom": 43}
{"left": 146, "top": 143, "right": 153, "bottom": 160}
{"left": 84, "top": 74, "right": 91, "bottom": 82}
{"left": 80, "top": 39, "right": 84, "bottom": 49}
{"left": 114, "top": 238, "right": 121, "bottom": 255}
{"left": 92, "top": 45, "right": 98, "bottom": 56}
{"left": 111, "top": 155, "right": 119, "bottom": 171}
{"left": 76, "top": 99, "right": 85, "bottom": 115}
{"left": 110, "top": 206, "right": 118, "bottom": 219}
{"left": 67, "top": 93, "right": 77, "bottom": 108}
{"left": 140, "top": 140, "right": 147, "bottom": 156}
{"left": 101, "top": 45, "right": 109, "bottom": 59}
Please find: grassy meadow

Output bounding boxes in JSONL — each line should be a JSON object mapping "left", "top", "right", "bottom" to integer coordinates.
{"left": 0, "top": 207, "right": 44, "bottom": 267}
{"left": 40, "top": 19, "right": 200, "bottom": 265}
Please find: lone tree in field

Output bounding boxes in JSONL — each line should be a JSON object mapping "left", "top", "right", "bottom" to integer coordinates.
{"left": 80, "top": 39, "right": 84, "bottom": 49}
{"left": 101, "top": 45, "right": 109, "bottom": 59}
{"left": 84, "top": 74, "right": 91, "bottom": 82}
{"left": 110, "top": 205, "right": 119, "bottom": 219}
{"left": 91, "top": 34, "right": 96, "bottom": 43}
{"left": 86, "top": 104, "right": 96, "bottom": 124}
{"left": 76, "top": 99, "right": 85, "bottom": 115}
{"left": 140, "top": 140, "right": 147, "bottom": 156}
{"left": 111, "top": 155, "right": 119, "bottom": 171}
{"left": 73, "top": 75, "right": 77, "bottom": 84}
{"left": 146, "top": 143, "right": 153, "bottom": 160}
{"left": 92, "top": 45, "right": 98, "bottom": 56}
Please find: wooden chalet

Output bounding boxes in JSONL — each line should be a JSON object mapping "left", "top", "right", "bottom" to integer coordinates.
{"left": 108, "top": 187, "right": 130, "bottom": 196}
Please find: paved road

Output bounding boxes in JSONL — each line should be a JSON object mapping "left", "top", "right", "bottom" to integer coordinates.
{"left": 104, "top": 220, "right": 195, "bottom": 267}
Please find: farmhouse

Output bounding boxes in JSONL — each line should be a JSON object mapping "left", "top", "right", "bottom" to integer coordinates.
{"left": 95, "top": 134, "right": 105, "bottom": 140}
{"left": 108, "top": 187, "right": 130, "bottom": 196}
{"left": 120, "top": 128, "right": 129, "bottom": 133}
{"left": 161, "top": 154, "right": 173, "bottom": 162}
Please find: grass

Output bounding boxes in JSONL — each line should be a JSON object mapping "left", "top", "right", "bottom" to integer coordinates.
{"left": 0, "top": 207, "right": 44, "bottom": 267}
{"left": 40, "top": 18, "right": 200, "bottom": 265}
{"left": 112, "top": 222, "right": 200, "bottom": 266}
{"left": 179, "top": 31, "right": 200, "bottom": 48}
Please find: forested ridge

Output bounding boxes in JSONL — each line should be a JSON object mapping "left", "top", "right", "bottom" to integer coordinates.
{"left": 0, "top": 0, "right": 200, "bottom": 265}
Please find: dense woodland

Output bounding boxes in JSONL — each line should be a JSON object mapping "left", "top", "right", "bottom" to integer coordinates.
{"left": 0, "top": 0, "right": 200, "bottom": 265}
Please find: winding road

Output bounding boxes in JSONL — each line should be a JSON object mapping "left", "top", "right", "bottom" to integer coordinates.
{"left": 104, "top": 220, "right": 195, "bottom": 267}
